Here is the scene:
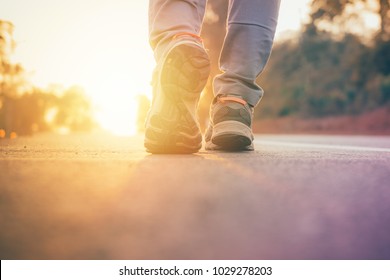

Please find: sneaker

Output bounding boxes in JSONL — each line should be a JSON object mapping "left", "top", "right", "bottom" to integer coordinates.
{"left": 144, "top": 34, "right": 210, "bottom": 153}
{"left": 205, "top": 95, "right": 254, "bottom": 151}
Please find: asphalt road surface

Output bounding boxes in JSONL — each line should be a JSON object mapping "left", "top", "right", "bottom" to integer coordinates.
{"left": 1, "top": 133, "right": 389, "bottom": 259}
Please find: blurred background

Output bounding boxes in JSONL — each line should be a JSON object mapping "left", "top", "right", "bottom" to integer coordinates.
{"left": 1, "top": 0, "right": 390, "bottom": 139}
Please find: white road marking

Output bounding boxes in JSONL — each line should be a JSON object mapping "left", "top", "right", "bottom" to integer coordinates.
{"left": 256, "top": 140, "right": 390, "bottom": 153}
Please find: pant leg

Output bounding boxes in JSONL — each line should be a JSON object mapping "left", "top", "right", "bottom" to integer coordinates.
{"left": 213, "top": 0, "right": 281, "bottom": 107}
{"left": 149, "top": 0, "right": 207, "bottom": 61}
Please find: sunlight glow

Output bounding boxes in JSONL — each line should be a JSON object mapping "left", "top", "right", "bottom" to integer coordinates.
{"left": 44, "top": 107, "right": 58, "bottom": 124}
{"left": 95, "top": 94, "right": 139, "bottom": 136}
{"left": 276, "top": 0, "right": 312, "bottom": 37}
{"left": 1, "top": 0, "right": 310, "bottom": 135}
{"left": 1, "top": 0, "right": 154, "bottom": 136}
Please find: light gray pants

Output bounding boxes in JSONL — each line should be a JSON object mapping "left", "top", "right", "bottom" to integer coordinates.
{"left": 149, "top": 0, "right": 280, "bottom": 107}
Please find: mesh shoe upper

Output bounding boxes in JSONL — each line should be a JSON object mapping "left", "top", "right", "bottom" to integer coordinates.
{"left": 205, "top": 95, "right": 254, "bottom": 151}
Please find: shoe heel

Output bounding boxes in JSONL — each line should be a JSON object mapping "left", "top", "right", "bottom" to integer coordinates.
{"left": 144, "top": 41, "right": 209, "bottom": 154}
{"left": 161, "top": 43, "right": 210, "bottom": 101}
{"left": 212, "top": 121, "right": 253, "bottom": 149}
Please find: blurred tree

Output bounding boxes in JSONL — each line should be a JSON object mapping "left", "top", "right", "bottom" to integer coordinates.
{"left": 310, "top": 0, "right": 390, "bottom": 40}
{"left": 377, "top": 0, "right": 390, "bottom": 39}
{"left": 2, "top": 88, "right": 56, "bottom": 135}
{"left": 0, "top": 20, "right": 25, "bottom": 97}
{"left": 0, "top": 20, "right": 15, "bottom": 63}
{"left": 54, "top": 86, "right": 96, "bottom": 132}
{"left": 193, "top": 0, "right": 390, "bottom": 123}
{"left": 254, "top": 0, "right": 390, "bottom": 121}
{"left": 0, "top": 20, "right": 28, "bottom": 136}
{"left": 1, "top": 20, "right": 96, "bottom": 137}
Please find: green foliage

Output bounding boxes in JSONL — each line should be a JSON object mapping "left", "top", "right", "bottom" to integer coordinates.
{"left": 381, "top": 76, "right": 390, "bottom": 102}
{"left": 258, "top": 29, "right": 390, "bottom": 118}
{"left": 373, "top": 40, "right": 390, "bottom": 75}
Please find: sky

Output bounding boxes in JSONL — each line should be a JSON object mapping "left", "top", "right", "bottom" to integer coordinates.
{"left": 0, "top": 0, "right": 311, "bottom": 135}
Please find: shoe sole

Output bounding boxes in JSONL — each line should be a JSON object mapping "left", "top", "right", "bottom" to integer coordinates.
{"left": 211, "top": 121, "right": 254, "bottom": 151}
{"left": 145, "top": 42, "right": 210, "bottom": 154}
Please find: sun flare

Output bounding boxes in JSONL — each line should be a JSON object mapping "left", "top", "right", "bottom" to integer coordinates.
{"left": 86, "top": 50, "right": 154, "bottom": 136}
{"left": 1, "top": 0, "right": 313, "bottom": 136}
{"left": 1, "top": 0, "right": 155, "bottom": 136}
{"left": 95, "top": 94, "right": 139, "bottom": 136}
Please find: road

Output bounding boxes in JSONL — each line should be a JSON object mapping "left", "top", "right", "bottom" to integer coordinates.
{"left": 1, "top": 133, "right": 390, "bottom": 259}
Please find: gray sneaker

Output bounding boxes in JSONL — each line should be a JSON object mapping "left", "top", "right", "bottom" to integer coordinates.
{"left": 145, "top": 35, "right": 210, "bottom": 153}
{"left": 205, "top": 95, "right": 254, "bottom": 151}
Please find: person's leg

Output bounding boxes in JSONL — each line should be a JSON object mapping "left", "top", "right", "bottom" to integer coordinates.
{"left": 206, "top": 0, "right": 280, "bottom": 150}
{"left": 145, "top": 0, "right": 210, "bottom": 153}
{"left": 214, "top": 0, "right": 280, "bottom": 107}
{"left": 149, "top": 0, "right": 207, "bottom": 60}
